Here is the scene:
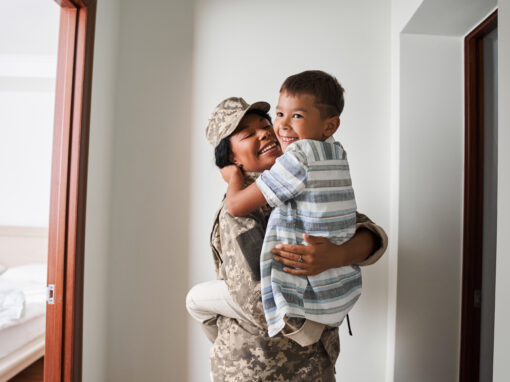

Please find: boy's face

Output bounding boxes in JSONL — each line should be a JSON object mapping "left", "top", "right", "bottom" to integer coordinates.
{"left": 274, "top": 91, "right": 339, "bottom": 152}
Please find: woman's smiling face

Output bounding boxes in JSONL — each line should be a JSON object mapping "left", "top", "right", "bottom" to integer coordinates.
{"left": 229, "top": 113, "right": 282, "bottom": 173}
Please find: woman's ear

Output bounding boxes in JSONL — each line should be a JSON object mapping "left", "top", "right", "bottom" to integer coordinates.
{"left": 229, "top": 153, "right": 243, "bottom": 169}
{"left": 323, "top": 116, "right": 340, "bottom": 138}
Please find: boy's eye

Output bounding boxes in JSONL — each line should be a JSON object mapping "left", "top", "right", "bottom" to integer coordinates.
{"left": 292, "top": 113, "right": 303, "bottom": 118}
{"left": 275, "top": 112, "right": 283, "bottom": 118}
{"left": 263, "top": 125, "right": 272, "bottom": 129}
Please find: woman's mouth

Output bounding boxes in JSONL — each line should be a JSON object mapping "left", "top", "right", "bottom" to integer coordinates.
{"left": 259, "top": 143, "right": 280, "bottom": 156}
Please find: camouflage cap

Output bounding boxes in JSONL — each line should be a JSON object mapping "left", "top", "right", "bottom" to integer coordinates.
{"left": 206, "top": 97, "right": 270, "bottom": 148}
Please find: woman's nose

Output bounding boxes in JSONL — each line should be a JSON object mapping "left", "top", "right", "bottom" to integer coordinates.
{"left": 258, "top": 128, "right": 271, "bottom": 139}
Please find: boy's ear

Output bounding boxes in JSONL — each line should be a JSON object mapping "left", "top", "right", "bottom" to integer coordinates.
{"left": 323, "top": 116, "right": 340, "bottom": 138}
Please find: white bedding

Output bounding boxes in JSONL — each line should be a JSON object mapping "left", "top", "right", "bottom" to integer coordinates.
{"left": 0, "top": 287, "right": 24, "bottom": 328}
{"left": 0, "top": 264, "right": 46, "bottom": 359}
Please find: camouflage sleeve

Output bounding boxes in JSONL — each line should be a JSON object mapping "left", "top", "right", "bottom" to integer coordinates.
{"left": 217, "top": 206, "right": 268, "bottom": 328}
{"left": 355, "top": 212, "right": 388, "bottom": 267}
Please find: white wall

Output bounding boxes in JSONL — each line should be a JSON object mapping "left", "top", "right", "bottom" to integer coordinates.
{"left": 387, "top": 2, "right": 424, "bottom": 380}
{"left": 104, "top": 1, "right": 194, "bottom": 381}
{"left": 189, "top": 1, "right": 392, "bottom": 381}
{"left": 393, "top": 1, "right": 499, "bottom": 381}
{"left": 397, "top": 33, "right": 464, "bottom": 381}
{"left": 0, "top": 0, "right": 60, "bottom": 227}
{"left": 493, "top": 0, "right": 510, "bottom": 380}
{"left": 82, "top": 0, "right": 120, "bottom": 380}
{"left": 403, "top": 0, "right": 498, "bottom": 36}
{"left": 79, "top": 1, "right": 510, "bottom": 381}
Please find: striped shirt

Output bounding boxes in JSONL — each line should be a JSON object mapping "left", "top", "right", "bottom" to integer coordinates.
{"left": 255, "top": 136, "right": 361, "bottom": 337}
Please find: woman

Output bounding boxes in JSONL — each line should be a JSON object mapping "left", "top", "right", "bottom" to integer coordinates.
{"left": 201, "top": 97, "right": 387, "bottom": 381}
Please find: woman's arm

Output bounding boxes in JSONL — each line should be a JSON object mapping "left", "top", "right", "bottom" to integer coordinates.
{"left": 272, "top": 229, "right": 375, "bottom": 276}
{"left": 272, "top": 213, "right": 387, "bottom": 275}
{"left": 216, "top": 208, "right": 269, "bottom": 329}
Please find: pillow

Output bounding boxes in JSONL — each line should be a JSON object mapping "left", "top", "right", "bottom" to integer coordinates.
{"left": 0, "top": 263, "right": 6, "bottom": 275}
{"left": 0, "top": 263, "right": 47, "bottom": 284}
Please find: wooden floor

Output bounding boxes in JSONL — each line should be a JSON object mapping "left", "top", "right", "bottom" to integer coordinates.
{"left": 8, "top": 357, "right": 43, "bottom": 382}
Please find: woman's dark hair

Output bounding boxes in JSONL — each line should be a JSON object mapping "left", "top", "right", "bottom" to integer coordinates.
{"left": 215, "top": 137, "right": 234, "bottom": 168}
{"left": 214, "top": 109, "right": 272, "bottom": 169}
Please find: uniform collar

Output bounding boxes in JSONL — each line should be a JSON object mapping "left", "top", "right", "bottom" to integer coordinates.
{"left": 243, "top": 171, "right": 272, "bottom": 217}
{"left": 243, "top": 172, "right": 261, "bottom": 186}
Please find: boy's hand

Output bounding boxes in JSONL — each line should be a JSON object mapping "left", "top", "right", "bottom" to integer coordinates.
{"left": 271, "top": 234, "right": 340, "bottom": 276}
{"left": 220, "top": 165, "right": 243, "bottom": 183}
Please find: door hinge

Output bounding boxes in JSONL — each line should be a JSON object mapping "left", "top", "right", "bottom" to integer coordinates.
{"left": 47, "top": 284, "right": 55, "bottom": 304}
{"left": 474, "top": 289, "right": 481, "bottom": 308}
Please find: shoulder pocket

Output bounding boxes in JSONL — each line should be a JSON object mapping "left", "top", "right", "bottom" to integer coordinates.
{"left": 236, "top": 225, "right": 265, "bottom": 281}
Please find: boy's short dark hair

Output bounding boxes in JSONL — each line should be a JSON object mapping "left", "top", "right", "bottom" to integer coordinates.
{"left": 214, "top": 109, "right": 272, "bottom": 169}
{"left": 280, "top": 70, "right": 345, "bottom": 118}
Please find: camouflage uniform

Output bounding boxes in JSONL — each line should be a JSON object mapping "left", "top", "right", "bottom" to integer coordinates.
{"left": 206, "top": 174, "right": 388, "bottom": 382}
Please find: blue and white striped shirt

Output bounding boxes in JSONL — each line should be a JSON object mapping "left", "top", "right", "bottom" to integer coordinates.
{"left": 256, "top": 136, "right": 361, "bottom": 337}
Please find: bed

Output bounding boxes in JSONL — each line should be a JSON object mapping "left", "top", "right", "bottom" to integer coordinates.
{"left": 0, "top": 226, "right": 48, "bottom": 382}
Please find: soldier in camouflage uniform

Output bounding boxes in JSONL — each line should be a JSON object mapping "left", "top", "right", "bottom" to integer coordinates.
{"left": 201, "top": 98, "right": 388, "bottom": 381}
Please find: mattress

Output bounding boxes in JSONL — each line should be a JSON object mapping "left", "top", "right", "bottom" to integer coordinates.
{"left": 0, "top": 264, "right": 46, "bottom": 359}
{"left": 0, "top": 303, "right": 46, "bottom": 359}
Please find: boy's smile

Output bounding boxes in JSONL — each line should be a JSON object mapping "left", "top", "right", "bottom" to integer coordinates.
{"left": 274, "top": 91, "right": 337, "bottom": 152}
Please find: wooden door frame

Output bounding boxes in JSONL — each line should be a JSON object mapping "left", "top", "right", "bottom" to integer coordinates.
{"left": 460, "top": 9, "right": 497, "bottom": 382}
{"left": 44, "top": 0, "right": 96, "bottom": 381}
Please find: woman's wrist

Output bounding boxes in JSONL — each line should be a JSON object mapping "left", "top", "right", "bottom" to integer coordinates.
{"left": 329, "top": 241, "right": 348, "bottom": 268}
{"left": 332, "top": 228, "right": 376, "bottom": 267}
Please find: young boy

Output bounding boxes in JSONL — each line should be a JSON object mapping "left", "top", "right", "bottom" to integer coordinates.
{"left": 222, "top": 70, "right": 361, "bottom": 339}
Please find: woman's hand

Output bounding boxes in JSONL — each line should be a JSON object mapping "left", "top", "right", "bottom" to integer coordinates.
{"left": 272, "top": 229, "right": 376, "bottom": 275}
{"left": 271, "top": 234, "right": 342, "bottom": 276}
{"left": 220, "top": 165, "right": 243, "bottom": 183}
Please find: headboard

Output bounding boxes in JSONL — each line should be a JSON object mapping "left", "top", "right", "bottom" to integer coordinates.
{"left": 0, "top": 226, "right": 49, "bottom": 268}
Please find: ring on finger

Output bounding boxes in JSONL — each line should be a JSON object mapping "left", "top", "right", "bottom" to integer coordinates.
{"left": 298, "top": 255, "right": 303, "bottom": 263}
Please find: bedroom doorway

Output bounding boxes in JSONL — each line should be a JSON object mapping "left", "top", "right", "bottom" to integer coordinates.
{"left": 44, "top": 0, "right": 96, "bottom": 381}
{"left": 1, "top": 0, "right": 96, "bottom": 381}
{"left": 0, "top": 1, "right": 60, "bottom": 380}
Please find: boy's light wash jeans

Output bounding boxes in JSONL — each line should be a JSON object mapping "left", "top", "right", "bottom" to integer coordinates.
{"left": 186, "top": 279, "right": 253, "bottom": 342}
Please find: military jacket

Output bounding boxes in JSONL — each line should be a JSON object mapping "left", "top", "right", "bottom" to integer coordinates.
{"left": 207, "top": 175, "right": 388, "bottom": 382}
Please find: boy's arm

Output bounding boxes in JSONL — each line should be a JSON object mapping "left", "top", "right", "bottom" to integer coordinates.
{"left": 221, "top": 146, "right": 308, "bottom": 216}
{"left": 226, "top": 179, "right": 267, "bottom": 217}
{"left": 221, "top": 165, "right": 267, "bottom": 217}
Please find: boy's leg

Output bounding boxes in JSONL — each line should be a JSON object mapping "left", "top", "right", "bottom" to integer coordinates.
{"left": 186, "top": 279, "right": 254, "bottom": 343}
{"left": 186, "top": 279, "right": 252, "bottom": 323}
